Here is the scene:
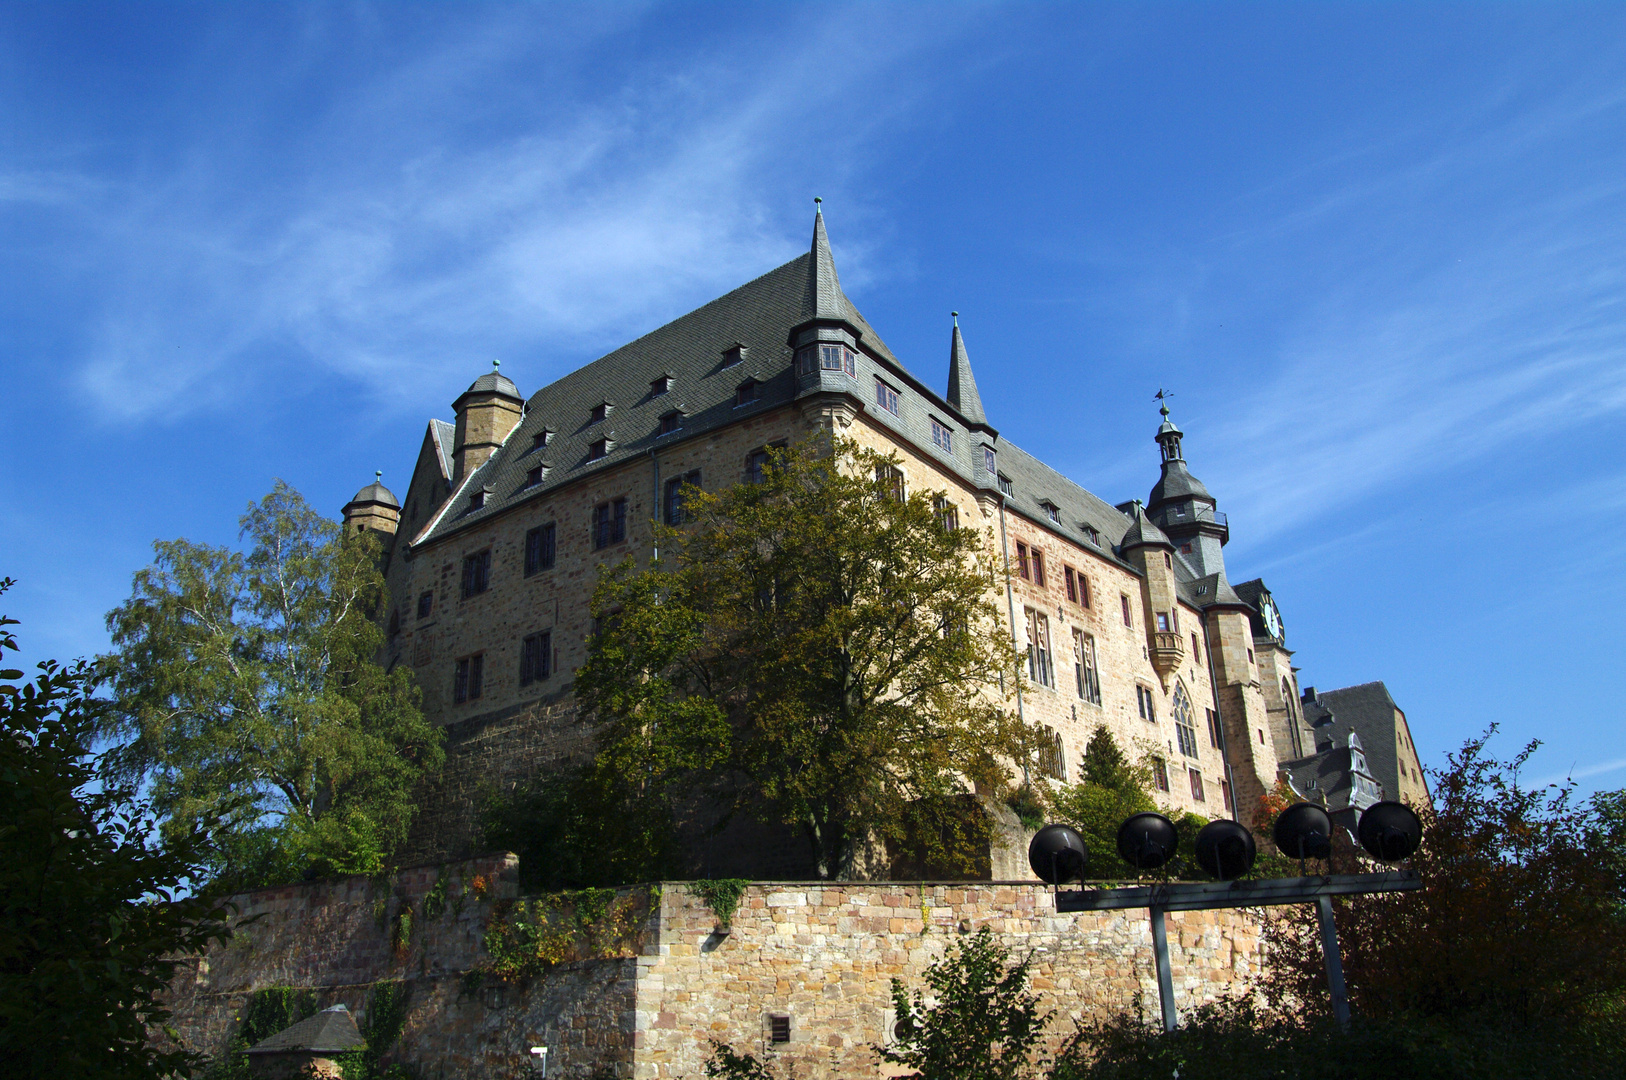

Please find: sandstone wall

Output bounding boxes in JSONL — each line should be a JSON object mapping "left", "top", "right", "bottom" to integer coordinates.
{"left": 167, "top": 859, "right": 1264, "bottom": 1080}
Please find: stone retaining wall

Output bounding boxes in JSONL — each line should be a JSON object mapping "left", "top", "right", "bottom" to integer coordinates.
{"left": 165, "top": 859, "right": 1263, "bottom": 1079}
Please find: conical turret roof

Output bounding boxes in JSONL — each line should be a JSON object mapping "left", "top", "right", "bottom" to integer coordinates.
{"left": 1119, "top": 502, "right": 1172, "bottom": 551}
{"left": 946, "top": 315, "right": 988, "bottom": 426}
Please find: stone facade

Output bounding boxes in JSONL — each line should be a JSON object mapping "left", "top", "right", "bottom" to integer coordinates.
{"left": 339, "top": 208, "right": 1413, "bottom": 871}
{"left": 166, "top": 857, "right": 1264, "bottom": 1080}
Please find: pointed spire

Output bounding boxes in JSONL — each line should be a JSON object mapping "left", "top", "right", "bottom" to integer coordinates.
{"left": 805, "top": 197, "right": 848, "bottom": 323}
{"left": 947, "top": 311, "right": 989, "bottom": 426}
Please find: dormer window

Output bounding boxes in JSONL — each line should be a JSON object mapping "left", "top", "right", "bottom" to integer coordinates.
{"left": 469, "top": 486, "right": 490, "bottom": 511}
{"left": 651, "top": 375, "right": 673, "bottom": 396}
{"left": 997, "top": 474, "right": 1013, "bottom": 497}
{"left": 524, "top": 463, "right": 548, "bottom": 488}
{"left": 531, "top": 429, "right": 552, "bottom": 450}
{"left": 1081, "top": 525, "right": 1100, "bottom": 546}
{"left": 658, "top": 411, "right": 682, "bottom": 437}
{"left": 1041, "top": 500, "right": 1060, "bottom": 523}
{"left": 874, "top": 378, "right": 901, "bottom": 416}
{"left": 588, "top": 438, "right": 609, "bottom": 461}
{"left": 590, "top": 402, "right": 612, "bottom": 424}
{"left": 735, "top": 380, "right": 759, "bottom": 408}
{"left": 930, "top": 417, "right": 953, "bottom": 453}
{"left": 722, "top": 343, "right": 748, "bottom": 367}
{"left": 983, "top": 446, "right": 997, "bottom": 475}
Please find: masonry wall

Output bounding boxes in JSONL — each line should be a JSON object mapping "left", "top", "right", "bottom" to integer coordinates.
{"left": 164, "top": 858, "right": 1265, "bottom": 1080}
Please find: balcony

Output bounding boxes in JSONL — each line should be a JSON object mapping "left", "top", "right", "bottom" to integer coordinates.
{"left": 1151, "top": 631, "right": 1186, "bottom": 685}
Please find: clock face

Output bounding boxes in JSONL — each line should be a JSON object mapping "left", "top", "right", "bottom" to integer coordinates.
{"left": 1261, "top": 597, "right": 1283, "bottom": 641}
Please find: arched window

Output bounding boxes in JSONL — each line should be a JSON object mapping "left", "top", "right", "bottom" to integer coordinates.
{"left": 1282, "top": 678, "right": 1296, "bottom": 722}
{"left": 1172, "top": 680, "right": 1199, "bottom": 760}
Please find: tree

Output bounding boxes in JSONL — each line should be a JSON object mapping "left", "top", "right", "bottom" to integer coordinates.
{"left": 574, "top": 436, "right": 1035, "bottom": 881}
{"left": 881, "top": 927, "right": 1050, "bottom": 1080}
{"left": 1259, "top": 728, "right": 1626, "bottom": 1051}
{"left": 0, "top": 580, "right": 235, "bottom": 1080}
{"left": 98, "top": 482, "right": 442, "bottom": 888}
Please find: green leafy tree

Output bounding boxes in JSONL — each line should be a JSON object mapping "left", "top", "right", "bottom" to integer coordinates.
{"left": 1049, "top": 727, "right": 1156, "bottom": 879}
{"left": 98, "top": 482, "right": 443, "bottom": 888}
{"left": 0, "top": 580, "right": 236, "bottom": 1080}
{"left": 1260, "top": 728, "right": 1626, "bottom": 1047}
{"left": 573, "top": 436, "right": 1034, "bottom": 881}
{"left": 881, "top": 927, "right": 1050, "bottom": 1080}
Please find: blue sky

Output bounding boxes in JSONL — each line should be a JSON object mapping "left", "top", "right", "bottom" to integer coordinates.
{"left": 3, "top": 3, "right": 1623, "bottom": 798}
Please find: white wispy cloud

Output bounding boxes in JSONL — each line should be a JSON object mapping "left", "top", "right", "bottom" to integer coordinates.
{"left": 7, "top": 5, "right": 968, "bottom": 423}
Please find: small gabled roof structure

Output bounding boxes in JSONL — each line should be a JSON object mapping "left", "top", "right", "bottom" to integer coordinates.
{"left": 246, "top": 1005, "right": 367, "bottom": 1058}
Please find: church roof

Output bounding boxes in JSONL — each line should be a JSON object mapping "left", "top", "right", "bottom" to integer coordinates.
{"left": 246, "top": 1006, "right": 367, "bottom": 1057}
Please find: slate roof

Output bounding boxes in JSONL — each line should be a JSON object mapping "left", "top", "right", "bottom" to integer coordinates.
{"left": 429, "top": 419, "right": 455, "bottom": 480}
{"left": 1119, "top": 503, "right": 1172, "bottom": 551}
{"left": 346, "top": 477, "right": 399, "bottom": 509}
{"left": 1302, "top": 682, "right": 1406, "bottom": 803}
{"left": 409, "top": 209, "right": 1224, "bottom": 608}
{"left": 247, "top": 1006, "right": 367, "bottom": 1056}
{"left": 947, "top": 319, "right": 988, "bottom": 426}
{"left": 1148, "top": 458, "right": 1213, "bottom": 508}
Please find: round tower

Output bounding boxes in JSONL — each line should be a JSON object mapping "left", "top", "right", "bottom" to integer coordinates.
{"left": 342, "top": 472, "right": 400, "bottom": 536}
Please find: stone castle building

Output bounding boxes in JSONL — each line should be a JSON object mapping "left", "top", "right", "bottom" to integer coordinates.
{"left": 340, "top": 207, "right": 1419, "bottom": 871}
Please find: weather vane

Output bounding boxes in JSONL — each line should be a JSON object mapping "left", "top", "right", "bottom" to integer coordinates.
{"left": 1154, "top": 387, "right": 1174, "bottom": 415}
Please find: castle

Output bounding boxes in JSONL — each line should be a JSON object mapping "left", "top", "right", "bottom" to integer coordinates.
{"left": 340, "top": 206, "right": 1427, "bottom": 871}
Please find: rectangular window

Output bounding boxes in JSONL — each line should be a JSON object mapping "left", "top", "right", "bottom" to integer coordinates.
{"left": 1065, "top": 566, "right": 1078, "bottom": 604}
{"left": 931, "top": 417, "right": 953, "bottom": 452}
{"left": 1191, "top": 633, "right": 1202, "bottom": 662}
{"left": 997, "top": 474, "right": 1012, "bottom": 496}
{"left": 658, "top": 411, "right": 682, "bottom": 436}
{"left": 519, "top": 631, "right": 552, "bottom": 686}
{"left": 461, "top": 550, "right": 491, "bottom": 598}
{"left": 746, "top": 448, "right": 771, "bottom": 484}
{"left": 525, "top": 523, "right": 556, "bottom": 576}
{"left": 874, "top": 378, "right": 900, "bottom": 415}
{"left": 1082, "top": 525, "right": 1100, "bottom": 546}
{"left": 1156, "top": 612, "right": 1170, "bottom": 632}
{"left": 1031, "top": 550, "right": 1045, "bottom": 587}
{"left": 1043, "top": 502, "right": 1059, "bottom": 523}
{"left": 1176, "top": 712, "right": 1200, "bottom": 759}
{"left": 417, "top": 591, "right": 433, "bottom": 619}
{"left": 665, "top": 470, "right": 701, "bottom": 525}
{"left": 590, "top": 402, "right": 609, "bottom": 424}
{"left": 1073, "top": 630, "right": 1102, "bottom": 705}
{"left": 735, "top": 381, "right": 758, "bottom": 407}
{"left": 588, "top": 438, "right": 608, "bottom": 461}
{"left": 819, "top": 343, "right": 845, "bottom": 371}
{"left": 650, "top": 375, "right": 672, "bottom": 396}
{"left": 1015, "top": 542, "right": 1030, "bottom": 580}
{"left": 453, "top": 654, "right": 484, "bottom": 703}
{"left": 1121, "top": 594, "right": 1133, "bottom": 627}
{"left": 1189, "top": 768, "right": 1206, "bottom": 802}
{"left": 1221, "top": 778, "right": 1233, "bottom": 813}
{"left": 1137, "top": 685, "right": 1156, "bottom": 723}
{"left": 934, "top": 496, "right": 959, "bottom": 532}
{"left": 1026, "top": 609, "right": 1053, "bottom": 688}
{"left": 1172, "top": 610, "right": 1180, "bottom": 634}
{"left": 525, "top": 464, "right": 546, "bottom": 488}
{"left": 983, "top": 446, "right": 997, "bottom": 475}
{"left": 844, "top": 347, "right": 856, "bottom": 376}
{"left": 769, "top": 1015, "right": 791, "bottom": 1045}
{"left": 532, "top": 429, "right": 552, "bottom": 449}
{"left": 1152, "top": 757, "right": 1170, "bottom": 793}
{"left": 1038, "top": 727, "right": 1066, "bottom": 780}
{"left": 594, "top": 498, "right": 627, "bottom": 549}
{"left": 1207, "top": 708, "right": 1224, "bottom": 749}
{"left": 875, "top": 463, "right": 905, "bottom": 501}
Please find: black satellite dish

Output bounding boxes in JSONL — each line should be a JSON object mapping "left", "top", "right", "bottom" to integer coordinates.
{"left": 1117, "top": 813, "right": 1178, "bottom": 872}
{"left": 1357, "top": 801, "right": 1422, "bottom": 862}
{"left": 1028, "top": 824, "right": 1088, "bottom": 885}
{"left": 1274, "top": 802, "right": 1333, "bottom": 861}
{"left": 1194, "top": 819, "right": 1257, "bottom": 880}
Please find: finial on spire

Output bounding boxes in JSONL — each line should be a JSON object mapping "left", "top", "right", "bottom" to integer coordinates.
{"left": 814, "top": 196, "right": 822, "bottom": 214}
{"left": 951, "top": 310, "right": 959, "bottom": 326}
{"left": 375, "top": 470, "right": 382, "bottom": 483}
{"left": 493, "top": 358, "right": 501, "bottom": 372}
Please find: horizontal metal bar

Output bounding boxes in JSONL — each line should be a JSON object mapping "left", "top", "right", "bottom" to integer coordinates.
{"left": 1054, "top": 870, "right": 1420, "bottom": 913}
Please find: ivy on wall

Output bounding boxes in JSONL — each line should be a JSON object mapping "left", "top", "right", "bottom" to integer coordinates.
{"left": 470, "top": 887, "right": 653, "bottom": 985}
{"left": 690, "top": 879, "right": 749, "bottom": 929}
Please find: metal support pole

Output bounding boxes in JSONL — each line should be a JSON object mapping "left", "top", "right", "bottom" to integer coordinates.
{"left": 1316, "top": 895, "right": 1351, "bottom": 1029}
{"left": 1148, "top": 905, "right": 1177, "bottom": 1032}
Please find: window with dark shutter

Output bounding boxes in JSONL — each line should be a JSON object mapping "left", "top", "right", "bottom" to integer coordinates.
{"left": 769, "top": 1015, "right": 790, "bottom": 1044}
{"left": 462, "top": 551, "right": 491, "bottom": 598}
{"left": 520, "top": 631, "right": 551, "bottom": 686}
{"left": 525, "top": 523, "right": 556, "bottom": 575}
